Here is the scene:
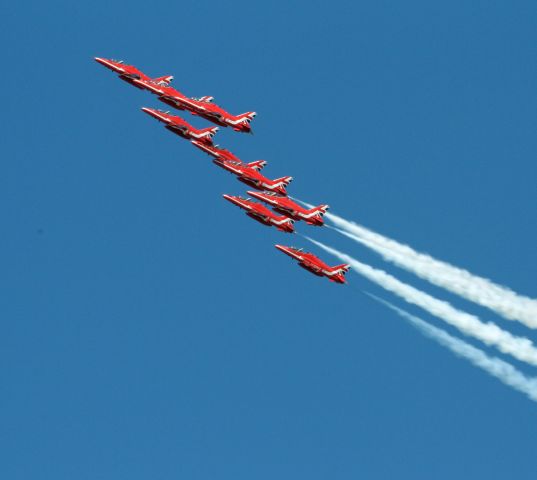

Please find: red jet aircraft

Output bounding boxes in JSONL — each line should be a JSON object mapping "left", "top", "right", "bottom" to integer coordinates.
{"left": 190, "top": 140, "right": 243, "bottom": 163}
{"left": 158, "top": 90, "right": 256, "bottom": 133}
{"left": 141, "top": 107, "right": 218, "bottom": 144}
{"left": 94, "top": 57, "right": 173, "bottom": 92}
{"left": 191, "top": 140, "right": 292, "bottom": 195}
{"left": 247, "top": 191, "right": 329, "bottom": 226}
{"left": 223, "top": 195, "right": 294, "bottom": 233}
{"left": 216, "top": 160, "right": 292, "bottom": 196}
{"left": 275, "top": 245, "right": 350, "bottom": 284}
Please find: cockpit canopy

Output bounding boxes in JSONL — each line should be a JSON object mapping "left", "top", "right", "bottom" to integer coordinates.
{"left": 192, "top": 96, "right": 214, "bottom": 103}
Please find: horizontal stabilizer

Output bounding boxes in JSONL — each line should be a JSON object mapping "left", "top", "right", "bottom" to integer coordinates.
{"left": 196, "top": 126, "right": 219, "bottom": 140}
{"left": 273, "top": 176, "right": 293, "bottom": 186}
{"left": 333, "top": 264, "right": 350, "bottom": 273}
{"left": 236, "top": 111, "right": 257, "bottom": 122}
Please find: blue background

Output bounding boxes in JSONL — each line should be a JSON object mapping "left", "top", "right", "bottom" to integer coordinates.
{"left": 2, "top": 1, "right": 537, "bottom": 478}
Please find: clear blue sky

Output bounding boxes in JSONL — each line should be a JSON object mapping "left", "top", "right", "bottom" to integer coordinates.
{"left": 2, "top": 1, "right": 537, "bottom": 479}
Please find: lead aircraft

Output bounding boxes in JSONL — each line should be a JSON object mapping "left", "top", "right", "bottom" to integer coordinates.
{"left": 94, "top": 57, "right": 173, "bottom": 92}
{"left": 275, "top": 245, "right": 350, "bottom": 284}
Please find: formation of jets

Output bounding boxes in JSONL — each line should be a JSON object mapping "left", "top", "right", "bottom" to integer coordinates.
{"left": 95, "top": 57, "right": 255, "bottom": 133}
{"left": 95, "top": 57, "right": 350, "bottom": 284}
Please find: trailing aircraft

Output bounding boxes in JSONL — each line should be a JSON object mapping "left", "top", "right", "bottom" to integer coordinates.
{"left": 275, "top": 245, "right": 350, "bottom": 283}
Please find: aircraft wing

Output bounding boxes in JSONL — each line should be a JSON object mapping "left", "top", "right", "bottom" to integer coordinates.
{"left": 299, "top": 258, "right": 321, "bottom": 272}
{"left": 203, "top": 110, "right": 224, "bottom": 121}
{"left": 168, "top": 124, "right": 188, "bottom": 134}
{"left": 162, "top": 94, "right": 184, "bottom": 105}
{"left": 221, "top": 162, "right": 244, "bottom": 174}
{"left": 121, "top": 72, "right": 142, "bottom": 80}
{"left": 234, "top": 197, "right": 252, "bottom": 210}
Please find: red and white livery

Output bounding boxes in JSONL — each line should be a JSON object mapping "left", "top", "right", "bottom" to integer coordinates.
{"left": 275, "top": 245, "right": 350, "bottom": 284}
{"left": 223, "top": 195, "right": 294, "bottom": 233}
{"left": 141, "top": 107, "right": 218, "bottom": 144}
{"left": 216, "top": 160, "right": 292, "bottom": 196}
{"left": 191, "top": 141, "right": 292, "bottom": 195}
{"left": 158, "top": 90, "right": 256, "bottom": 134}
{"left": 94, "top": 57, "right": 173, "bottom": 92}
{"left": 190, "top": 140, "right": 243, "bottom": 163}
{"left": 247, "top": 191, "right": 329, "bottom": 226}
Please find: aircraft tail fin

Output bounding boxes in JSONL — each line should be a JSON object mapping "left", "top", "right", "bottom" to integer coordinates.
{"left": 309, "top": 204, "right": 329, "bottom": 216}
{"left": 194, "top": 126, "right": 219, "bottom": 141}
{"left": 333, "top": 264, "right": 350, "bottom": 274}
{"left": 302, "top": 204, "right": 329, "bottom": 224}
{"left": 234, "top": 111, "right": 257, "bottom": 125}
{"left": 273, "top": 216, "right": 295, "bottom": 232}
{"left": 247, "top": 160, "right": 267, "bottom": 171}
{"left": 273, "top": 176, "right": 293, "bottom": 186}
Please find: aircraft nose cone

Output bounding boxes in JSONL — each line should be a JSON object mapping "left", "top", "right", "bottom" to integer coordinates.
{"left": 94, "top": 57, "right": 122, "bottom": 72}
{"left": 94, "top": 57, "right": 109, "bottom": 66}
{"left": 275, "top": 244, "right": 286, "bottom": 252}
{"left": 141, "top": 107, "right": 157, "bottom": 117}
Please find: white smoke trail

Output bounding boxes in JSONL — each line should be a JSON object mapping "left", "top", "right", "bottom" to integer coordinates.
{"left": 296, "top": 199, "right": 537, "bottom": 328}
{"left": 365, "top": 292, "right": 537, "bottom": 403}
{"left": 304, "top": 237, "right": 537, "bottom": 366}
